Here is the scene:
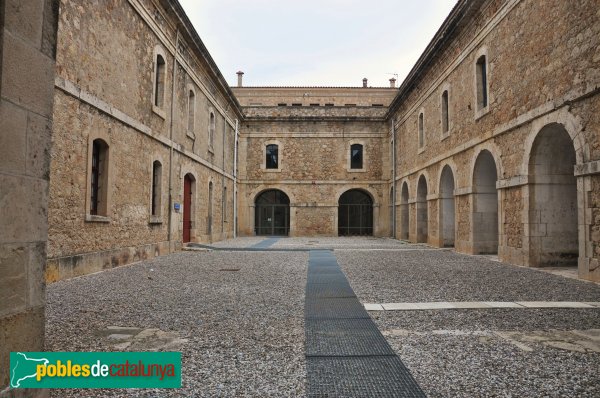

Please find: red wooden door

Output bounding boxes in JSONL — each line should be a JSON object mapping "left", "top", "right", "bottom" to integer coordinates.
{"left": 183, "top": 175, "right": 192, "bottom": 243}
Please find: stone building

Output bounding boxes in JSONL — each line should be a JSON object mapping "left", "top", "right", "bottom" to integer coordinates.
{"left": 233, "top": 84, "right": 397, "bottom": 237}
{"left": 45, "top": 0, "right": 242, "bottom": 281}
{"left": 0, "top": 0, "right": 59, "bottom": 394}
{"left": 2, "top": 0, "right": 599, "bottom": 394}
{"left": 387, "top": 0, "right": 600, "bottom": 282}
{"left": 42, "top": 0, "right": 600, "bottom": 284}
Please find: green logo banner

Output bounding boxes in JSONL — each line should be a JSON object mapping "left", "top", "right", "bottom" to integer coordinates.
{"left": 10, "top": 352, "right": 181, "bottom": 388}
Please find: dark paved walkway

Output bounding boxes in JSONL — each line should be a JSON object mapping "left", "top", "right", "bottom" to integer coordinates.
{"left": 304, "top": 250, "right": 425, "bottom": 397}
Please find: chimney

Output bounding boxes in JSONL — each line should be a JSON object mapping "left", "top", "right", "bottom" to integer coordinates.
{"left": 362, "top": 78, "right": 368, "bottom": 88}
{"left": 236, "top": 71, "right": 244, "bottom": 87}
{"left": 389, "top": 77, "right": 396, "bottom": 88}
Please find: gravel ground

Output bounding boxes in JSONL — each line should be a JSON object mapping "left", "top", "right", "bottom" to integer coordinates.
{"left": 46, "top": 250, "right": 307, "bottom": 397}
{"left": 337, "top": 245, "right": 600, "bottom": 397}
{"left": 44, "top": 239, "right": 600, "bottom": 397}
{"left": 336, "top": 249, "right": 600, "bottom": 302}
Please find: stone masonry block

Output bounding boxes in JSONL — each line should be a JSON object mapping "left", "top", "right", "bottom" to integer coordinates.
{"left": 5, "top": 0, "right": 44, "bottom": 48}
{"left": 26, "top": 112, "right": 52, "bottom": 180}
{"left": 1, "top": 31, "right": 55, "bottom": 117}
{"left": 0, "top": 244, "right": 27, "bottom": 317}
{"left": 0, "top": 174, "right": 48, "bottom": 243}
{"left": 0, "top": 307, "right": 45, "bottom": 390}
{"left": 0, "top": 101, "right": 28, "bottom": 174}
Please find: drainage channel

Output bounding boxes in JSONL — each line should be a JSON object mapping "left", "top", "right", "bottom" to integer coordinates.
{"left": 305, "top": 250, "right": 425, "bottom": 397}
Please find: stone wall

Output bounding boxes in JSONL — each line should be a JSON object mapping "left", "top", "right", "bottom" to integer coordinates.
{"left": 46, "top": 0, "right": 241, "bottom": 281}
{"left": 0, "top": 0, "right": 58, "bottom": 395}
{"left": 237, "top": 98, "right": 391, "bottom": 236}
{"left": 233, "top": 86, "right": 397, "bottom": 107}
{"left": 390, "top": 0, "right": 600, "bottom": 280}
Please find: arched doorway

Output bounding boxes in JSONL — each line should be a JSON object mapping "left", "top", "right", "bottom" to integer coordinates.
{"left": 416, "top": 175, "right": 428, "bottom": 243}
{"left": 439, "top": 166, "right": 456, "bottom": 247}
{"left": 472, "top": 150, "right": 498, "bottom": 254}
{"left": 338, "top": 189, "right": 373, "bottom": 236}
{"left": 183, "top": 173, "right": 196, "bottom": 243}
{"left": 400, "top": 182, "right": 409, "bottom": 240}
{"left": 529, "top": 123, "right": 578, "bottom": 266}
{"left": 255, "top": 190, "right": 290, "bottom": 236}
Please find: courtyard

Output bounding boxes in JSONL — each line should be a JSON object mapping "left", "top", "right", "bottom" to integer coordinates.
{"left": 46, "top": 237, "right": 600, "bottom": 397}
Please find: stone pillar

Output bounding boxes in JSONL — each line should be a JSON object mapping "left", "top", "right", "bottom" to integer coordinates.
{"left": 0, "top": 0, "right": 58, "bottom": 395}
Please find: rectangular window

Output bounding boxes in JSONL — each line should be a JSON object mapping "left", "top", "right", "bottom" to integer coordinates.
{"left": 154, "top": 55, "right": 165, "bottom": 108}
{"left": 222, "top": 186, "right": 227, "bottom": 222}
{"left": 291, "top": 103, "right": 302, "bottom": 107}
{"left": 476, "top": 55, "right": 488, "bottom": 110}
{"left": 90, "top": 139, "right": 109, "bottom": 216}
{"left": 151, "top": 161, "right": 162, "bottom": 216}
{"left": 277, "top": 103, "right": 287, "bottom": 106}
{"left": 266, "top": 144, "right": 278, "bottom": 169}
{"left": 324, "top": 103, "right": 334, "bottom": 107}
{"left": 350, "top": 144, "right": 363, "bottom": 169}
{"left": 441, "top": 90, "right": 449, "bottom": 135}
{"left": 418, "top": 113, "right": 424, "bottom": 148}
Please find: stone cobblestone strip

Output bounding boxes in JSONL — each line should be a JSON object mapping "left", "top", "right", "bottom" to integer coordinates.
{"left": 364, "top": 301, "right": 600, "bottom": 311}
{"left": 305, "top": 250, "right": 425, "bottom": 397}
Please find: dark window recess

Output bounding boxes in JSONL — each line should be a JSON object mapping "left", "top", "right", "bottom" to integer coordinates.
{"left": 476, "top": 55, "right": 488, "bottom": 109}
{"left": 291, "top": 103, "right": 302, "bottom": 107}
{"left": 325, "top": 103, "right": 334, "bottom": 107}
{"left": 371, "top": 104, "right": 384, "bottom": 107}
{"left": 350, "top": 144, "right": 363, "bottom": 169}
{"left": 418, "top": 113, "right": 424, "bottom": 148}
{"left": 310, "top": 103, "right": 320, "bottom": 106}
{"left": 338, "top": 189, "right": 373, "bottom": 236}
{"left": 151, "top": 160, "right": 161, "bottom": 216}
{"left": 90, "top": 139, "right": 108, "bottom": 216}
{"left": 255, "top": 190, "right": 290, "bottom": 236}
{"left": 441, "top": 90, "right": 449, "bottom": 134}
{"left": 277, "top": 103, "right": 287, "bottom": 106}
{"left": 266, "top": 144, "right": 279, "bottom": 169}
{"left": 345, "top": 103, "right": 357, "bottom": 107}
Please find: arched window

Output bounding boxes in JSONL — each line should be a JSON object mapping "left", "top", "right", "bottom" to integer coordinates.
{"left": 90, "top": 139, "right": 109, "bottom": 216}
{"left": 154, "top": 54, "right": 165, "bottom": 108}
{"left": 476, "top": 55, "right": 488, "bottom": 110}
{"left": 418, "top": 112, "right": 424, "bottom": 148}
{"left": 187, "top": 90, "right": 195, "bottom": 133}
{"left": 266, "top": 144, "right": 279, "bottom": 169}
{"left": 350, "top": 144, "right": 363, "bottom": 169}
{"left": 208, "top": 112, "right": 215, "bottom": 149}
{"left": 441, "top": 90, "right": 449, "bottom": 135}
{"left": 151, "top": 160, "right": 162, "bottom": 217}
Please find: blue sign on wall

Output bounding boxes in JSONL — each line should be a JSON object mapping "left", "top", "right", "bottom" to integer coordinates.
{"left": 173, "top": 203, "right": 181, "bottom": 212}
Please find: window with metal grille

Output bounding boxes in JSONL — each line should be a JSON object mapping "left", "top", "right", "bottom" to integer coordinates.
{"left": 90, "top": 139, "right": 108, "bottom": 216}
{"left": 151, "top": 160, "right": 162, "bottom": 216}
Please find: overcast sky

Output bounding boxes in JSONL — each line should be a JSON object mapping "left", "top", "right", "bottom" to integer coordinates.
{"left": 179, "top": 0, "right": 457, "bottom": 87}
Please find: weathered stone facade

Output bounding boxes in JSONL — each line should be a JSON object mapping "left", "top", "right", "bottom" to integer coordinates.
{"left": 0, "top": 0, "right": 59, "bottom": 395}
{"left": 388, "top": 0, "right": 600, "bottom": 281}
{"left": 233, "top": 87, "right": 396, "bottom": 237}
{"left": 5, "top": 0, "right": 596, "bottom": 294}
{"left": 46, "top": 0, "right": 241, "bottom": 282}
